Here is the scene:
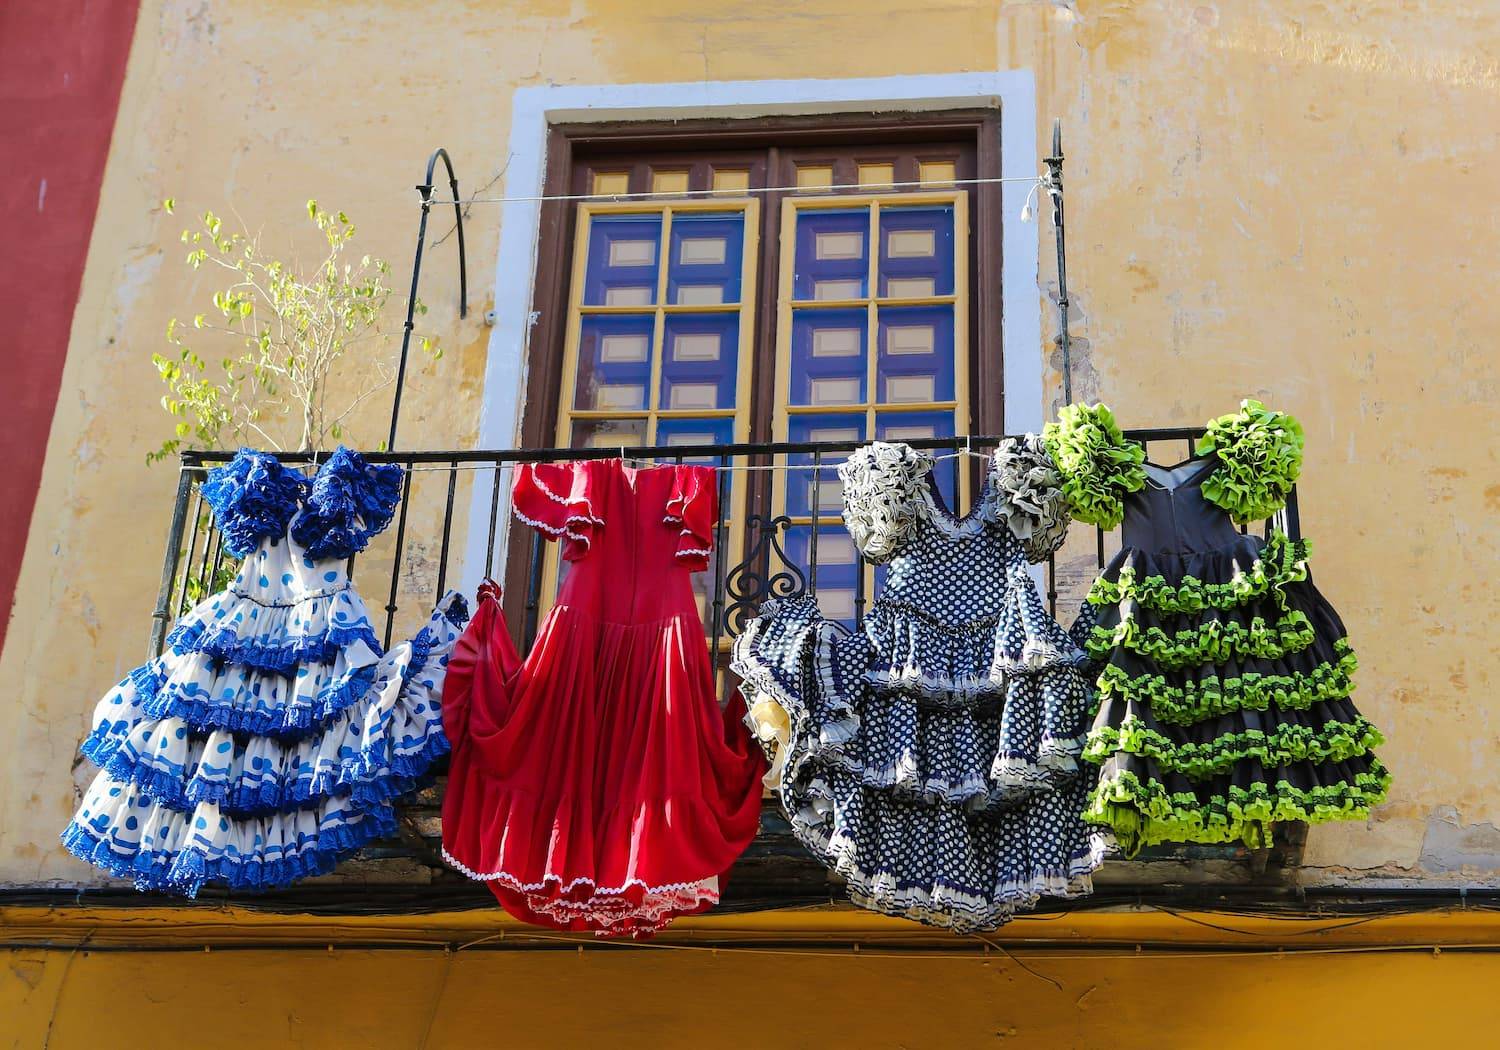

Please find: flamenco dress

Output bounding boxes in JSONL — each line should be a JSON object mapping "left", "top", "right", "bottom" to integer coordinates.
{"left": 440, "top": 459, "right": 765, "bottom": 937}
{"left": 1044, "top": 401, "right": 1390, "bottom": 855}
{"left": 62, "top": 448, "right": 468, "bottom": 895}
{"left": 732, "top": 441, "right": 1106, "bottom": 932}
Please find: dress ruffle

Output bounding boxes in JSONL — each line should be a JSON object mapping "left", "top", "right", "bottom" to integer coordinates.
{"left": 1085, "top": 754, "right": 1391, "bottom": 855}
{"left": 664, "top": 465, "right": 718, "bottom": 569}
{"left": 62, "top": 778, "right": 397, "bottom": 896}
{"left": 839, "top": 442, "right": 936, "bottom": 564}
{"left": 863, "top": 554, "right": 1091, "bottom": 705}
{"left": 989, "top": 435, "right": 1071, "bottom": 563}
{"left": 83, "top": 601, "right": 464, "bottom": 813}
{"left": 1042, "top": 403, "right": 1147, "bottom": 530}
{"left": 163, "top": 582, "right": 381, "bottom": 679}
{"left": 512, "top": 461, "right": 605, "bottom": 560}
{"left": 1087, "top": 532, "right": 1310, "bottom": 614}
{"left": 289, "top": 447, "right": 404, "bottom": 559}
{"left": 440, "top": 761, "right": 751, "bottom": 938}
{"left": 1083, "top": 538, "right": 1351, "bottom": 676}
{"left": 731, "top": 595, "right": 860, "bottom": 773}
{"left": 1196, "top": 399, "right": 1304, "bottom": 524}
{"left": 1094, "top": 638, "right": 1358, "bottom": 726}
{"left": 787, "top": 767, "right": 1104, "bottom": 933}
{"left": 200, "top": 449, "right": 309, "bottom": 558}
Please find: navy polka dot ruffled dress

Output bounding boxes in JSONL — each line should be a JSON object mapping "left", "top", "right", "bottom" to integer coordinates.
{"left": 733, "top": 440, "right": 1106, "bottom": 932}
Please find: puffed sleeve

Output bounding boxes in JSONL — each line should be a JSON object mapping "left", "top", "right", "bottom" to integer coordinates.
{"left": 1197, "top": 399, "right": 1304, "bottom": 524}
{"left": 1041, "top": 402, "right": 1147, "bottom": 530}
{"left": 990, "top": 434, "right": 1071, "bottom": 563}
{"left": 838, "top": 441, "right": 934, "bottom": 564}
{"left": 201, "top": 449, "right": 309, "bottom": 558}
{"left": 664, "top": 464, "right": 717, "bottom": 570}
{"left": 511, "top": 460, "right": 604, "bottom": 561}
{"left": 290, "top": 446, "right": 405, "bottom": 559}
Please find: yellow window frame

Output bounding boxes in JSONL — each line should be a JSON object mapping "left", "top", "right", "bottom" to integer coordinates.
{"left": 772, "top": 191, "right": 971, "bottom": 605}
{"left": 542, "top": 198, "right": 761, "bottom": 638}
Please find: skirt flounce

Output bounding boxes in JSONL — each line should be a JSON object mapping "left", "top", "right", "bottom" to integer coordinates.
{"left": 62, "top": 776, "right": 396, "bottom": 897}
{"left": 785, "top": 766, "right": 1104, "bottom": 933}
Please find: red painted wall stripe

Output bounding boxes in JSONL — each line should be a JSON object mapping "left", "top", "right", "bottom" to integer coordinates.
{"left": 0, "top": 1, "right": 140, "bottom": 654}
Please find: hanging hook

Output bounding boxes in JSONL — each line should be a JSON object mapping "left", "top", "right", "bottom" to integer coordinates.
{"left": 388, "top": 147, "right": 470, "bottom": 454}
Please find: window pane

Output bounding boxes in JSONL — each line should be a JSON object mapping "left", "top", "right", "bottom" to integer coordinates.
{"left": 879, "top": 205, "right": 955, "bottom": 298}
{"left": 582, "top": 216, "right": 662, "bottom": 306}
{"left": 661, "top": 313, "right": 739, "bottom": 411}
{"left": 668, "top": 212, "right": 744, "bottom": 305}
{"left": 786, "top": 412, "right": 865, "bottom": 518}
{"left": 570, "top": 416, "right": 647, "bottom": 450}
{"left": 792, "top": 209, "right": 869, "bottom": 301}
{"left": 876, "top": 305, "right": 954, "bottom": 405}
{"left": 574, "top": 315, "right": 655, "bottom": 411}
{"left": 789, "top": 308, "right": 867, "bottom": 407}
{"left": 783, "top": 524, "right": 858, "bottom": 627}
{"left": 877, "top": 409, "right": 956, "bottom": 509}
{"left": 656, "top": 416, "right": 735, "bottom": 464}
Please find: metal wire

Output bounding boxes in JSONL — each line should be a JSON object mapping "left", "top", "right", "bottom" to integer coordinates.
{"left": 421, "top": 174, "right": 1046, "bottom": 207}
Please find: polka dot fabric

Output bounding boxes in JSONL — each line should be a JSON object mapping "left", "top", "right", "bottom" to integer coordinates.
{"left": 733, "top": 442, "right": 1107, "bottom": 931}
{"left": 62, "top": 448, "right": 469, "bottom": 896}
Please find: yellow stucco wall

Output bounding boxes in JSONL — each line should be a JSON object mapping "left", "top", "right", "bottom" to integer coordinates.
{"left": 3, "top": 0, "right": 1499, "bottom": 898}
{"left": 6, "top": 908, "right": 1500, "bottom": 1049}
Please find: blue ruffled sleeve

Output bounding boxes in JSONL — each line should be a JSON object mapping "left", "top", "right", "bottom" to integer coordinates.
{"left": 290, "top": 446, "right": 405, "bottom": 559}
{"left": 200, "top": 449, "right": 309, "bottom": 557}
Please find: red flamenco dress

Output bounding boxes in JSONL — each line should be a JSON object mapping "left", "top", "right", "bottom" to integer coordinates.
{"left": 441, "top": 459, "right": 765, "bottom": 936}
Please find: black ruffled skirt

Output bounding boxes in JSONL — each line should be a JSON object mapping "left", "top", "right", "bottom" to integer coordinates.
{"left": 1079, "top": 531, "right": 1389, "bottom": 855}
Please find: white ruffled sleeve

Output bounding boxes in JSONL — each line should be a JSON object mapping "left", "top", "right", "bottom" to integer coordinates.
{"left": 837, "top": 442, "right": 934, "bottom": 564}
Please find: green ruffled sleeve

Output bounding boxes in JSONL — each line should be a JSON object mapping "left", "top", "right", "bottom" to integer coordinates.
{"left": 1042, "top": 403, "right": 1147, "bottom": 529}
{"left": 1197, "top": 399, "right": 1305, "bottom": 524}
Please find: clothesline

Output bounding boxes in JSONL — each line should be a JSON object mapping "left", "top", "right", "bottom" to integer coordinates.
{"left": 398, "top": 448, "right": 990, "bottom": 475}
{"left": 421, "top": 173, "right": 1053, "bottom": 208}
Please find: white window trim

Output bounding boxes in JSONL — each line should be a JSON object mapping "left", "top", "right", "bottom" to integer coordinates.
{"left": 461, "top": 72, "right": 1042, "bottom": 595}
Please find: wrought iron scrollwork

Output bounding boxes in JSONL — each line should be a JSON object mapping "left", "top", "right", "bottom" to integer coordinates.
{"left": 722, "top": 514, "right": 808, "bottom": 637}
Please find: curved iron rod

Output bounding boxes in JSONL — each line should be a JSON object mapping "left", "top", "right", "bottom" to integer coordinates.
{"left": 388, "top": 147, "right": 469, "bottom": 452}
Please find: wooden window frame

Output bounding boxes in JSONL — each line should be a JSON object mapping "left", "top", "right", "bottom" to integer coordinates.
{"left": 504, "top": 110, "right": 1005, "bottom": 633}
{"left": 536, "top": 197, "right": 761, "bottom": 629}
{"left": 772, "top": 190, "right": 971, "bottom": 613}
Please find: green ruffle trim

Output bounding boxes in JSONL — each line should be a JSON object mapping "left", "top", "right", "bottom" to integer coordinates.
{"left": 1084, "top": 762, "right": 1391, "bottom": 857}
{"left": 1042, "top": 403, "right": 1147, "bottom": 530}
{"left": 1086, "top": 607, "right": 1316, "bottom": 670}
{"left": 1092, "top": 639, "right": 1358, "bottom": 725}
{"left": 1197, "top": 399, "right": 1305, "bottom": 525}
{"left": 1086, "top": 532, "right": 1311, "bottom": 615}
{"left": 1083, "top": 713, "right": 1384, "bottom": 780}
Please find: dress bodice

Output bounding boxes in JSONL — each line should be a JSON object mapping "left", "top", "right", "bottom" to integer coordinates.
{"left": 1120, "top": 457, "right": 1245, "bottom": 555}
{"left": 878, "top": 478, "right": 1023, "bottom": 624}
{"left": 512, "top": 459, "right": 716, "bottom": 626}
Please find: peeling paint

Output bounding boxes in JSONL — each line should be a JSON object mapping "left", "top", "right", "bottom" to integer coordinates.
{"left": 1420, "top": 806, "right": 1500, "bottom": 874}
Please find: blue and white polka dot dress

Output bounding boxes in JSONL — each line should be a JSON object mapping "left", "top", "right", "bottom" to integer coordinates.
{"left": 733, "top": 441, "right": 1106, "bottom": 932}
{"left": 62, "top": 448, "right": 468, "bottom": 896}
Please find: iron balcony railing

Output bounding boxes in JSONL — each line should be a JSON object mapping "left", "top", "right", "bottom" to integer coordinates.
{"left": 153, "top": 429, "right": 1300, "bottom": 660}
{"left": 143, "top": 431, "right": 1305, "bottom": 903}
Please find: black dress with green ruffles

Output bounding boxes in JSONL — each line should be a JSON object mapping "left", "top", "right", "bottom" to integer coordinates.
{"left": 1049, "top": 402, "right": 1389, "bottom": 856}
